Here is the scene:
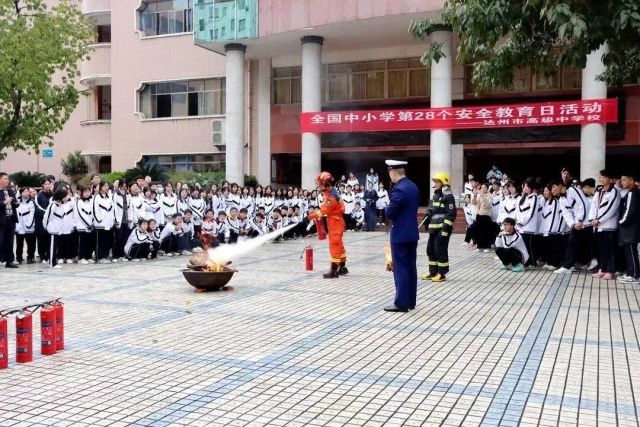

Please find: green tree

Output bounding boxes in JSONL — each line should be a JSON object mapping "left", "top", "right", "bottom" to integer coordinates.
{"left": 61, "top": 150, "right": 89, "bottom": 184}
{"left": 410, "top": 0, "right": 640, "bottom": 94}
{"left": 0, "top": 0, "right": 94, "bottom": 159}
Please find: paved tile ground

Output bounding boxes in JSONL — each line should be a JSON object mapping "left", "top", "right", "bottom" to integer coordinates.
{"left": 1, "top": 232, "right": 640, "bottom": 426}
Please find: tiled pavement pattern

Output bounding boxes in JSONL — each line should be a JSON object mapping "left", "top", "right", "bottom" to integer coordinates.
{"left": 1, "top": 232, "right": 640, "bottom": 427}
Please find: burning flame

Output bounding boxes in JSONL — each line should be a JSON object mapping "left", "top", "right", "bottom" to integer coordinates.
{"left": 204, "top": 261, "right": 226, "bottom": 272}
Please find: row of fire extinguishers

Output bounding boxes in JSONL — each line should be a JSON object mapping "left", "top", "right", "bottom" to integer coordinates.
{"left": 302, "top": 218, "right": 327, "bottom": 271}
{"left": 0, "top": 299, "right": 64, "bottom": 369}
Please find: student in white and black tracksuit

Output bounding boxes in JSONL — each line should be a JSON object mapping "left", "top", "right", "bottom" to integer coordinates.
{"left": 15, "top": 188, "right": 36, "bottom": 264}
{"left": 539, "top": 185, "right": 569, "bottom": 269}
{"left": 555, "top": 180, "right": 590, "bottom": 273}
{"left": 495, "top": 218, "right": 529, "bottom": 271}
{"left": 93, "top": 182, "right": 118, "bottom": 262}
{"left": 589, "top": 170, "right": 620, "bottom": 278}
{"left": 515, "top": 180, "right": 539, "bottom": 267}
{"left": 75, "top": 186, "right": 95, "bottom": 263}
{"left": 617, "top": 173, "right": 640, "bottom": 283}
{"left": 125, "top": 218, "right": 153, "bottom": 260}
{"left": 42, "top": 188, "right": 68, "bottom": 268}
{"left": 59, "top": 196, "right": 77, "bottom": 263}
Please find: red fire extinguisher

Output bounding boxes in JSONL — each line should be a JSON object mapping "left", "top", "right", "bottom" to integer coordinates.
{"left": 41, "top": 305, "right": 57, "bottom": 356}
{"left": 0, "top": 314, "right": 7, "bottom": 369}
{"left": 16, "top": 309, "right": 33, "bottom": 363}
{"left": 315, "top": 218, "right": 327, "bottom": 240}
{"left": 305, "top": 245, "right": 313, "bottom": 271}
{"left": 52, "top": 300, "right": 64, "bottom": 351}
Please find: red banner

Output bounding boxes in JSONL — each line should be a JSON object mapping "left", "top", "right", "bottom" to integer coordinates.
{"left": 300, "top": 98, "right": 618, "bottom": 133}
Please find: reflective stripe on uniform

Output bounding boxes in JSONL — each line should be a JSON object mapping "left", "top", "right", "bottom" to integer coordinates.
{"left": 437, "top": 262, "right": 449, "bottom": 267}
{"left": 428, "top": 261, "right": 438, "bottom": 266}
{"left": 441, "top": 232, "right": 449, "bottom": 237}
{"left": 444, "top": 219, "right": 453, "bottom": 226}
{"left": 428, "top": 223, "right": 443, "bottom": 229}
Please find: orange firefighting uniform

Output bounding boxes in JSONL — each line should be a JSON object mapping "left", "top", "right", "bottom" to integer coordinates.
{"left": 309, "top": 187, "right": 346, "bottom": 265}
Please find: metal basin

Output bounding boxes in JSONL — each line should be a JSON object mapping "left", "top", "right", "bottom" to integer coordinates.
{"left": 181, "top": 268, "right": 236, "bottom": 290}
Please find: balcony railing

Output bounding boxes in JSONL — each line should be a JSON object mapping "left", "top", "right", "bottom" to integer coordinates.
{"left": 82, "top": 0, "right": 111, "bottom": 16}
{"left": 194, "top": 0, "right": 257, "bottom": 46}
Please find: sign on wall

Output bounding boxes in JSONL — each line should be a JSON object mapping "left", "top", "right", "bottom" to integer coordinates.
{"left": 300, "top": 98, "right": 618, "bottom": 133}
{"left": 42, "top": 149, "right": 54, "bottom": 158}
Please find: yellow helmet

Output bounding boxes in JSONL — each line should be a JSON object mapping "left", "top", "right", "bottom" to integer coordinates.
{"left": 432, "top": 172, "right": 450, "bottom": 186}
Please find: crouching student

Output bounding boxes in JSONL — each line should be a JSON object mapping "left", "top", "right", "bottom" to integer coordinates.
{"left": 125, "top": 218, "right": 153, "bottom": 261}
{"left": 351, "top": 202, "right": 365, "bottom": 231}
{"left": 43, "top": 188, "right": 68, "bottom": 269}
{"left": 182, "top": 209, "right": 202, "bottom": 251}
{"left": 159, "top": 213, "right": 188, "bottom": 256}
{"left": 200, "top": 209, "right": 219, "bottom": 248}
{"left": 148, "top": 219, "right": 160, "bottom": 259}
{"left": 495, "top": 217, "right": 529, "bottom": 272}
{"left": 248, "top": 212, "right": 268, "bottom": 238}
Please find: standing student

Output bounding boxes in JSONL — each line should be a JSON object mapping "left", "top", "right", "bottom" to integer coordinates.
{"left": 589, "top": 170, "right": 620, "bottom": 280}
{"left": 15, "top": 187, "right": 36, "bottom": 264}
{"left": 516, "top": 179, "right": 539, "bottom": 267}
{"left": 539, "top": 183, "right": 567, "bottom": 270}
{"left": 341, "top": 186, "right": 355, "bottom": 230}
{"left": 366, "top": 168, "right": 379, "bottom": 191}
{"left": 462, "top": 194, "right": 476, "bottom": 248}
{"left": 42, "top": 188, "right": 68, "bottom": 268}
{"left": 188, "top": 188, "right": 206, "bottom": 235}
{"left": 376, "top": 182, "right": 389, "bottom": 226}
{"left": 34, "top": 178, "right": 53, "bottom": 263}
{"left": 177, "top": 188, "right": 190, "bottom": 216}
{"left": 363, "top": 184, "right": 379, "bottom": 232}
{"left": 112, "top": 180, "right": 131, "bottom": 261}
{"left": 618, "top": 173, "right": 640, "bottom": 284}
{"left": 93, "top": 181, "right": 117, "bottom": 263}
{"left": 471, "top": 183, "right": 493, "bottom": 252}
{"left": 161, "top": 183, "right": 178, "bottom": 224}
{"left": 59, "top": 190, "right": 76, "bottom": 264}
{"left": 75, "top": 186, "right": 95, "bottom": 264}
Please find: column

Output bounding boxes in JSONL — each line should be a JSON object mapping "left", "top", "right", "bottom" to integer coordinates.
{"left": 225, "top": 43, "right": 246, "bottom": 186}
{"left": 450, "top": 144, "right": 464, "bottom": 196}
{"left": 257, "top": 58, "right": 272, "bottom": 185}
{"left": 580, "top": 43, "right": 608, "bottom": 180}
{"left": 429, "top": 27, "right": 453, "bottom": 189}
{"left": 301, "top": 35, "right": 323, "bottom": 190}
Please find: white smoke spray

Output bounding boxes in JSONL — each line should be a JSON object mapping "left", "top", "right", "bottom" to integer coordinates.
{"left": 207, "top": 224, "right": 297, "bottom": 265}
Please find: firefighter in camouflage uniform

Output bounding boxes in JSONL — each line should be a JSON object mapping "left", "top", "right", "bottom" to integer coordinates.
{"left": 420, "top": 172, "right": 457, "bottom": 283}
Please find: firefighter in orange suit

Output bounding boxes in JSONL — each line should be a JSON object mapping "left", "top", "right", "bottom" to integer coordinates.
{"left": 309, "top": 172, "right": 348, "bottom": 279}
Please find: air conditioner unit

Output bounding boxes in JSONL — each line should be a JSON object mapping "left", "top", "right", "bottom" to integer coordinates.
{"left": 212, "top": 119, "right": 226, "bottom": 151}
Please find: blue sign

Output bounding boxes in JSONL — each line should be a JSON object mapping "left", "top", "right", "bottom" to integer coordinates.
{"left": 42, "top": 149, "right": 53, "bottom": 158}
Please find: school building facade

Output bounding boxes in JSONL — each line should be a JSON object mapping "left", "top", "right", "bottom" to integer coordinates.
{"left": 2, "top": 0, "right": 639, "bottom": 197}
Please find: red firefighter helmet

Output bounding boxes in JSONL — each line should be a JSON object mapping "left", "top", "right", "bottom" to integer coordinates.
{"left": 316, "top": 172, "right": 334, "bottom": 187}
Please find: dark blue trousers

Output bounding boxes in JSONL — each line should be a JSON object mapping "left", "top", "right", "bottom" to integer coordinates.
{"left": 391, "top": 241, "right": 418, "bottom": 310}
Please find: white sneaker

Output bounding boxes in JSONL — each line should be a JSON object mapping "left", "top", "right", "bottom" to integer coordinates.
{"left": 544, "top": 264, "right": 557, "bottom": 271}
{"left": 98, "top": 259, "right": 110, "bottom": 264}
{"left": 483, "top": 249, "right": 491, "bottom": 253}
{"left": 553, "top": 267, "right": 572, "bottom": 275}
{"left": 193, "top": 247, "right": 203, "bottom": 253}
{"left": 118, "top": 257, "right": 126, "bottom": 262}
{"left": 112, "top": 258, "right": 118, "bottom": 263}
{"left": 172, "top": 252, "right": 180, "bottom": 256}
{"left": 165, "top": 253, "right": 173, "bottom": 257}
{"left": 88, "top": 259, "right": 96, "bottom": 264}
{"left": 587, "top": 258, "right": 598, "bottom": 271}
{"left": 51, "top": 265, "right": 62, "bottom": 269}
{"left": 42, "top": 260, "right": 49, "bottom": 265}
{"left": 66, "top": 259, "right": 74, "bottom": 264}
{"left": 79, "top": 259, "right": 89, "bottom": 265}
{"left": 181, "top": 251, "right": 192, "bottom": 256}
{"left": 133, "top": 258, "right": 141, "bottom": 262}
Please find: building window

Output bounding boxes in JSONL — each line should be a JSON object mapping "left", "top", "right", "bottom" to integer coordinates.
{"left": 97, "top": 25, "right": 111, "bottom": 43}
{"left": 271, "top": 58, "right": 430, "bottom": 105}
{"left": 140, "top": 0, "right": 193, "bottom": 37}
{"left": 139, "top": 78, "right": 225, "bottom": 119}
{"left": 465, "top": 65, "right": 582, "bottom": 94}
{"left": 98, "top": 86, "right": 111, "bottom": 120}
{"left": 141, "top": 153, "right": 225, "bottom": 172}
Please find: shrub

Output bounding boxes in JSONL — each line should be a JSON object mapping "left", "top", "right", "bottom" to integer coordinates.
{"left": 60, "top": 150, "right": 89, "bottom": 184}
{"left": 169, "top": 171, "right": 225, "bottom": 189}
{"left": 102, "top": 171, "right": 125, "bottom": 184}
{"left": 10, "top": 171, "right": 46, "bottom": 188}
{"left": 244, "top": 175, "right": 259, "bottom": 188}
{"left": 123, "top": 163, "right": 168, "bottom": 183}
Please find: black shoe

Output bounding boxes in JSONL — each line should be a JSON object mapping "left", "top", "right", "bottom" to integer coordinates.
{"left": 338, "top": 267, "right": 349, "bottom": 276}
{"left": 5, "top": 263, "right": 18, "bottom": 269}
{"left": 383, "top": 305, "right": 408, "bottom": 313}
{"left": 323, "top": 271, "right": 339, "bottom": 279}
{"left": 27, "top": 259, "right": 35, "bottom": 264}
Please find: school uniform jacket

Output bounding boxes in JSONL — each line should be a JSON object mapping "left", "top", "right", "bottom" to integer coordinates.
{"left": 342, "top": 193, "right": 355, "bottom": 215}
{"left": 16, "top": 199, "right": 36, "bottom": 234}
{"left": 561, "top": 185, "right": 588, "bottom": 228}
{"left": 261, "top": 196, "right": 275, "bottom": 216}
{"left": 497, "top": 194, "right": 519, "bottom": 224}
{"left": 495, "top": 231, "right": 529, "bottom": 264}
{"left": 159, "top": 223, "right": 184, "bottom": 243}
{"left": 588, "top": 186, "right": 620, "bottom": 232}
{"left": 93, "top": 194, "right": 117, "bottom": 230}
{"left": 463, "top": 203, "right": 475, "bottom": 226}
{"left": 43, "top": 201, "right": 65, "bottom": 235}
{"left": 225, "top": 194, "right": 241, "bottom": 213}
{"left": 491, "top": 192, "right": 503, "bottom": 222}
{"left": 160, "top": 194, "right": 178, "bottom": 222}
{"left": 60, "top": 200, "right": 76, "bottom": 235}
{"left": 75, "top": 197, "right": 94, "bottom": 232}
{"left": 128, "top": 195, "right": 144, "bottom": 227}
{"left": 351, "top": 209, "right": 364, "bottom": 225}
{"left": 125, "top": 228, "right": 153, "bottom": 255}
{"left": 239, "top": 196, "right": 254, "bottom": 215}
{"left": 200, "top": 220, "right": 216, "bottom": 237}
{"left": 211, "top": 195, "right": 225, "bottom": 217}
{"left": 249, "top": 219, "right": 267, "bottom": 235}
{"left": 516, "top": 194, "right": 539, "bottom": 234}
{"left": 177, "top": 198, "right": 190, "bottom": 216}
{"left": 188, "top": 197, "right": 206, "bottom": 225}
{"left": 376, "top": 190, "right": 389, "bottom": 210}
{"left": 112, "top": 191, "right": 130, "bottom": 227}
{"left": 540, "top": 198, "right": 568, "bottom": 236}
{"left": 216, "top": 220, "right": 229, "bottom": 240}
